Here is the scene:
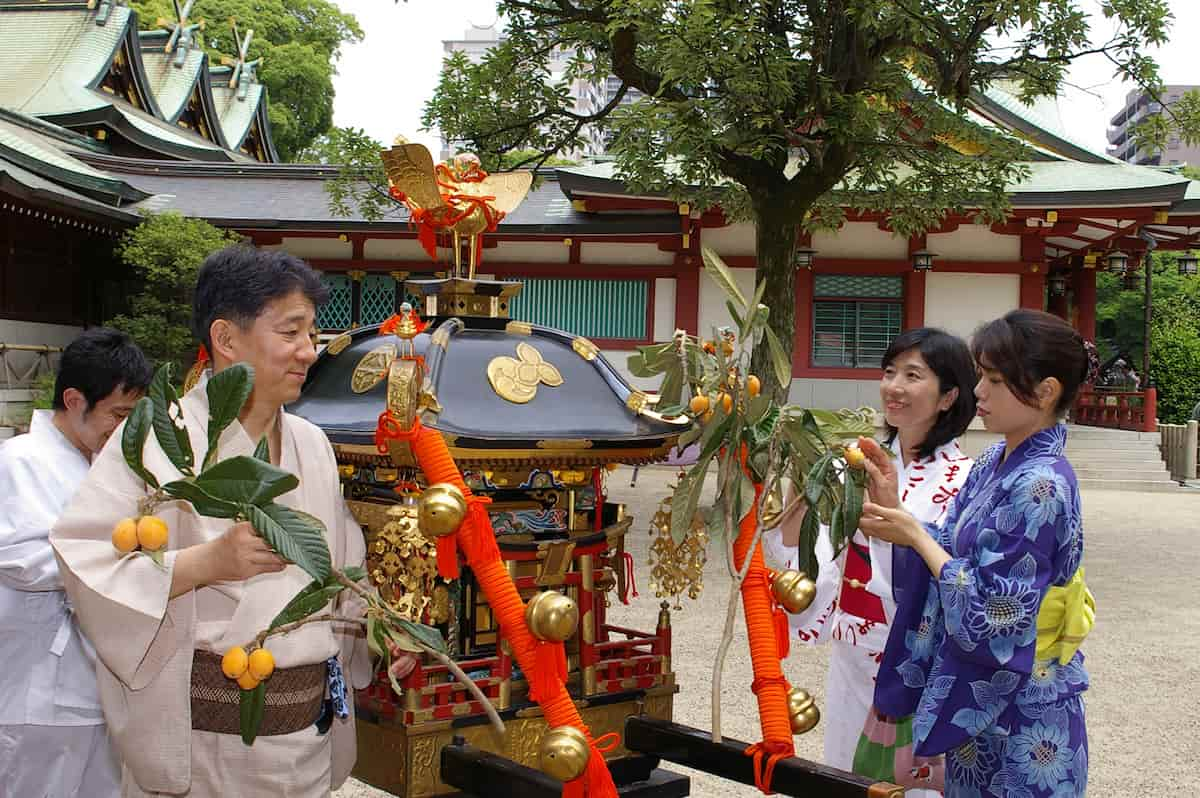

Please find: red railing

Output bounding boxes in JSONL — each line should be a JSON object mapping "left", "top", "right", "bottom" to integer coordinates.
{"left": 1072, "top": 386, "right": 1157, "bottom": 432}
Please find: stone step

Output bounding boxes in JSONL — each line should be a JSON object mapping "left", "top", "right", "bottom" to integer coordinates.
{"left": 1065, "top": 438, "right": 1162, "bottom": 451}
{"left": 1066, "top": 455, "right": 1166, "bottom": 468}
{"left": 1072, "top": 468, "right": 1173, "bottom": 482}
{"left": 1067, "top": 426, "right": 1158, "bottom": 441}
{"left": 1077, "top": 478, "right": 1186, "bottom": 493}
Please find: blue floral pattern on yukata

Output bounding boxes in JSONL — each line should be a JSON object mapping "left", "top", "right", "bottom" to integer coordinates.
{"left": 874, "top": 424, "right": 1089, "bottom": 798}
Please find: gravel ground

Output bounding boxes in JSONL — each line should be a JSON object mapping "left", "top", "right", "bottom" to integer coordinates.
{"left": 337, "top": 466, "right": 1198, "bottom": 797}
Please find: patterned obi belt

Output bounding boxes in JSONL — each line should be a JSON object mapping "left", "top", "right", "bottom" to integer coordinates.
{"left": 190, "top": 649, "right": 326, "bottom": 736}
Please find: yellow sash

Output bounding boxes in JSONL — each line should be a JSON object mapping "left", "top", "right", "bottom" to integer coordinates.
{"left": 1035, "top": 567, "right": 1096, "bottom": 665}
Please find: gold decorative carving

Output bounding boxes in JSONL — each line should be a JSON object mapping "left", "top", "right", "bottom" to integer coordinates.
{"left": 534, "top": 540, "right": 576, "bottom": 587}
{"left": 536, "top": 439, "right": 593, "bottom": 450}
{"left": 351, "top": 344, "right": 396, "bottom": 393}
{"left": 505, "top": 320, "right": 533, "bottom": 336}
{"left": 572, "top": 336, "right": 599, "bottom": 361}
{"left": 429, "top": 326, "right": 451, "bottom": 349}
{"left": 326, "top": 332, "right": 352, "bottom": 356}
{"left": 387, "top": 358, "right": 421, "bottom": 427}
{"left": 366, "top": 503, "right": 439, "bottom": 619}
{"left": 409, "top": 735, "right": 439, "bottom": 796}
{"left": 486, "top": 342, "right": 563, "bottom": 403}
{"left": 625, "top": 390, "right": 648, "bottom": 415}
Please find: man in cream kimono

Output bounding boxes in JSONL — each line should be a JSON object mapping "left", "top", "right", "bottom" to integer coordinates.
{"left": 0, "top": 328, "right": 151, "bottom": 798}
{"left": 51, "top": 247, "right": 370, "bottom": 797}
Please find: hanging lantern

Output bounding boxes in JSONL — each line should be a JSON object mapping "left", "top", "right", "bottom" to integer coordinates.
{"left": 911, "top": 249, "right": 936, "bottom": 272}
{"left": 1177, "top": 253, "right": 1199, "bottom": 276}
{"left": 791, "top": 246, "right": 817, "bottom": 270}
{"left": 1106, "top": 251, "right": 1129, "bottom": 275}
{"left": 1048, "top": 274, "right": 1068, "bottom": 297}
{"left": 1121, "top": 271, "right": 1141, "bottom": 291}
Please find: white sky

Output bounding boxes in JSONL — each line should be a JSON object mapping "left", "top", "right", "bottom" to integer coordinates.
{"left": 330, "top": 0, "right": 1200, "bottom": 159}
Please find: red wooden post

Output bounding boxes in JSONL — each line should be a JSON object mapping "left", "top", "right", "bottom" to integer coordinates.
{"left": 1143, "top": 386, "right": 1157, "bottom": 433}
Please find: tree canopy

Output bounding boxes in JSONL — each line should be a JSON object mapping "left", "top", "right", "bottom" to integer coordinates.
{"left": 129, "top": 0, "right": 363, "bottom": 160}
{"left": 420, "top": 0, "right": 1192, "bottom": 399}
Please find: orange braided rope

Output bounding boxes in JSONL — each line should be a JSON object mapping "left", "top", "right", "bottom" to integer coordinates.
{"left": 400, "top": 419, "right": 618, "bottom": 798}
{"left": 733, "top": 480, "right": 795, "bottom": 794}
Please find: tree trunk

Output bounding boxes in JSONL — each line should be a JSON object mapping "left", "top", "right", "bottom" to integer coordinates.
{"left": 749, "top": 205, "right": 805, "bottom": 403}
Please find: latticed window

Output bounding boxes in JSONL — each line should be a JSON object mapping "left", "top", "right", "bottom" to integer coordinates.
{"left": 316, "top": 274, "right": 352, "bottom": 331}
{"left": 360, "top": 274, "right": 397, "bottom": 326}
{"left": 507, "top": 278, "right": 649, "bottom": 340}
{"left": 812, "top": 275, "right": 903, "bottom": 368}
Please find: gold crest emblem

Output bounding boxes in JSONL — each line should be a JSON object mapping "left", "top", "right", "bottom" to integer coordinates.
{"left": 350, "top": 344, "right": 397, "bottom": 393}
{"left": 486, "top": 342, "right": 563, "bottom": 404}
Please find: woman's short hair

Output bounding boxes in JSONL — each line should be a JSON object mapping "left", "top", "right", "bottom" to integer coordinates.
{"left": 192, "top": 246, "right": 329, "bottom": 351}
{"left": 971, "top": 309, "right": 1089, "bottom": 416}
{"left": 882, "top": 327, "right": 978, "bottom": 459}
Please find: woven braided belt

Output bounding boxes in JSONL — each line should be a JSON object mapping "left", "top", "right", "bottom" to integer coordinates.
{"left": 190, "top": 649, "right": 326, "bottom": 736}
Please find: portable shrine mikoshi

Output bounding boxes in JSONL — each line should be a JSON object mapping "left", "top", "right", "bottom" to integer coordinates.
{"left": 289, "top": 276, "right": 691, "bottom": 797}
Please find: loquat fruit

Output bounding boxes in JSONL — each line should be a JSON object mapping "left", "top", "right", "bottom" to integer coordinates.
{"left": 844, "top": 446, "right": 866, "bottom": 469}
{"left": 236, "top": 670, "right": 261, "bottom": 691}
{"left": 136, "top": 516, "right": 169, "bottom": 551}
{"left": 689, "top": 395, "right": 711, "bottom": 415}
{"left": 111, "top": 518, "right": 139, "bottom": 553}
{"left": 247, "top": 648, "right": 275, "bottom": 681}
{"left": 221, "top": 646, "right": 249, "bottom": 680}
{"left": 747, "top": 375, "right": 761, "bottom": 397}
{"left": 719, "top": 393, "right": 733, "bottom": 414}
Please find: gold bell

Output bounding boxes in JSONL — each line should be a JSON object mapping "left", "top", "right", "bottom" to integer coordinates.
{"left": 539, "top": 725, "right": 591, "bottom": 782}
{"left": 525, "top": 590, "right": 579, "bottom": 643}
{"left": 418, "top": 483, "right": 467, "bottom": 538}
{"left": 772, "top": 569, "right": 817, "bottom": 614}
{"left": 788, "top": 687, "right": 820, "bottom": 734}
{"left": 760, "top": 486, "right": 784, "bottom": 530}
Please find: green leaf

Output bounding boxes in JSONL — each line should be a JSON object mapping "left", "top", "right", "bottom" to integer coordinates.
{"left": 342, "top": 565, "right": 367, "bottom": 583}
{"left": 121, "top": 397, "right": 159, "bottom": 489}
{"left": 698, "top": 411, "right": 733, "bottom": 463}
{"left": 829, "top": 500, "right": 845, "bottom": 558}
{"left": 391, "top": 617, "right": 448, "bottom": 655}
{"left": 148, "top": 364, "right": 195, "bottom": 476}
{"left": 751, "top": 278, "right": 768, "bottom": 315}
{"left": 669, "top": 466, "right": 707, "bottom": 544}
{"left": 253, "top": 437, "right": 270, "bottom": 462}
{"left": 162, "top": 479, "right": 241, "bottom": 519}
{"left": 626, "top": 343, "right": 675, "bottom": 378}
{"left": 367, "top": 615, "right": 387, "bottom": 659}
{"left": 657, "top": 361, "right": 685, "bottom": 409}
{"left": 240, "top": 680, "right": 266, "bottom": 745}
{"left": 734, "top": 468, "right": 756, "bottom": 525}
{"left": 763, "top": 325, "right": 793, "bottom": 393}
{"left": 269, "top": 577, "right": 343, "bottom": 629}
{"left": 246, "top": 503, "right": 332, "bottom": 582}
{"left": 204, "top": 364, "right": 255, "bottom": 470}
{"left": 701, "top": 246, "right": 747, "bottom": 308}
{"left": 797, "top": 508, "right": 820, "bottom": 582}
{"left": 841, "top": 469, "right": 866, "bottom": 554}
{"left": 195, "top": 456, "right": 299, "bottom": 506}
{"left": 677, "top": 423, "right": 703, "bottom": 450}
{"left": 725, "top": 300, "right": 746, "bottom": 338}
{"left": 804, "top": 452, "right": 835, "bottom": 507}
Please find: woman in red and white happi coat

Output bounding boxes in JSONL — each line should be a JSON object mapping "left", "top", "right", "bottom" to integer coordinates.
{"left": 763, "top": 329, "right": 977, "bottom": 793}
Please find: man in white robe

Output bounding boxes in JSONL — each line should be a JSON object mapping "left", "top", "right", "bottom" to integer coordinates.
{"left": 0, "top": 328, "right": 152, "bottom": 798}
{"left": 51, "top": 247, "right": 370, "bottom": 797}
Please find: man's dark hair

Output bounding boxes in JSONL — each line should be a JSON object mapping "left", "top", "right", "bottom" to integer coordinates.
{"left": 881, "top": 327, "right": 978, "bottom": 460}
{"left": 971, "top": 309, "right": 1089, "bottom": 416}
{"left": 53, "top": 328, "right": 153, "bottom": 411}
{"left": 192, "top": 246, "right": 329, "bottom": 351}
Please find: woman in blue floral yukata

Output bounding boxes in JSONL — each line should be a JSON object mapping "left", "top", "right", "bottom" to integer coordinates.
{"left": 856, "top": 309, "right": 1098, "bottom": 798}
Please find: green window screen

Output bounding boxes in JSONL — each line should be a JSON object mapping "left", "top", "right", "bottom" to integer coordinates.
{"left": 812, "top": 301, "right": 903, "bottom": 368}
{"left": 317, "top": 274, "right": 352, "bottom": 331}
{"left": 814, "top": 274, "right": 903, "bottom": 299}
{"left": 507, "top": 278, "right": 648, "bottom": 340}
{"left": 360, "top": 274, "right": 396, "bottom": 326}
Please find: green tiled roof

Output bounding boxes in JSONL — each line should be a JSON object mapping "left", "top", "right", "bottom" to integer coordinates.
{"left": 968, "top": 85, "right": 1120, "bottom": 165}
{"left": 208, "top": 74, "right": 261, "bottom": 150}
{"left": 0, "top": 5, "right": 130, "bottom": 115}
{"left": 0, "top": 112, "right": 147, "bottom": 202}
{"left": 139, "top": 46, "right": 204, "bottom": 123}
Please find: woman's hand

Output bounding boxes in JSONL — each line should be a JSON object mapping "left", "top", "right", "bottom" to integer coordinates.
{"left": 858, "top": 502, "right": 925, "bottom": 547}
{"left": 858, "top": 436, "right": 901, "bottom": 509}
{"left": 859, "top": 502, "right": 952, "bottom": 577}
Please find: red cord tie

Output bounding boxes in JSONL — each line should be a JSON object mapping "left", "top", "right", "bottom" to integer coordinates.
{"left": 620, "top": 551, "right": 639, "bottom": 605}
{"left": 563, "top": 732, "right": 622, "bottom": 798}
{"left": 744, "top": 740, "right": 795, "bottom": 795}
{"left": 375, "top": 411, "right": 422, "bottom": 455}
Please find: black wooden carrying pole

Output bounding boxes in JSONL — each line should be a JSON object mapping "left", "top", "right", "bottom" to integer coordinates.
{"left": 439, "top": 737, "right": 690, "bottom": 798}
{"left": 624, "top": 716, "right": 905, "bottom": 798}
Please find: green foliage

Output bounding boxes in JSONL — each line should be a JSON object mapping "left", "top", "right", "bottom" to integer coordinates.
{"left": 127, "top": 0, "right": 362, "bottom": 159}
{"left": 31, "top": 372, "right": 55, "bottom": 411}
{"left": 1150, "top": 318, "right": 1200, "bottom": 424}
{"left": 631, "top": 248, "right": 875, "bottom": 580}
{"left": 423, "top": 0, "right": 1185, "bottom": 400}
{"left": 107, "top": 212, "right": 240, "bottom": 374}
